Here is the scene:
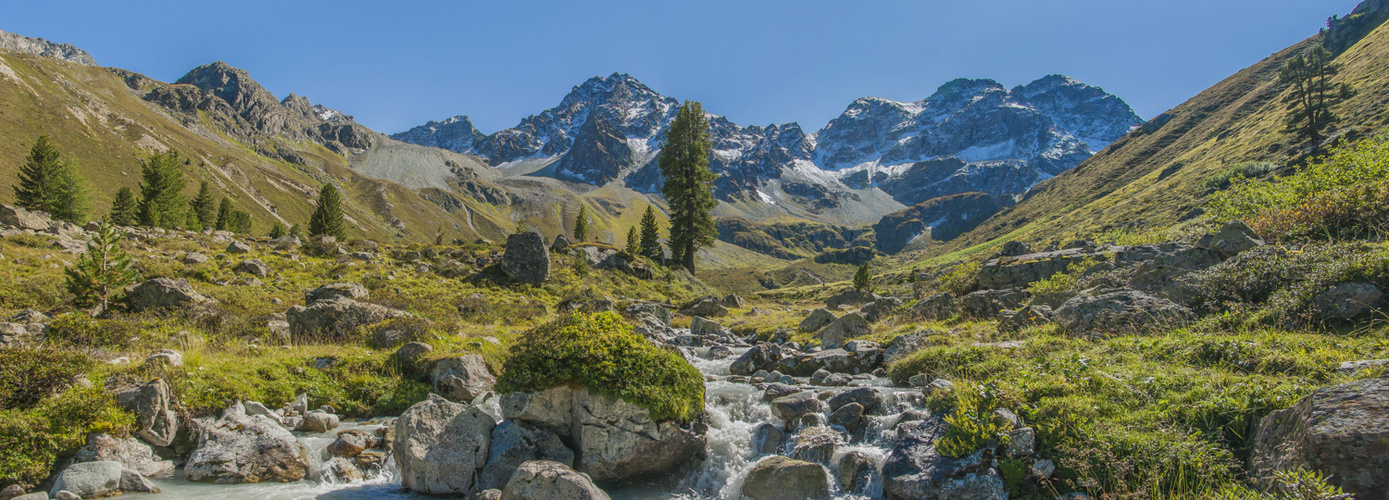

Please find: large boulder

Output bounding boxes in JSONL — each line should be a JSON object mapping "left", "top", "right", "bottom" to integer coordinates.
{"left": 501, "top": 232, "right": 551, "bottom": 285}
{"left": 304, "top": 282, "right": 369, "bottom": 304}
{"left": 815, "top": 313, "right": 869, "bottom": 349}
{"left": 499, "top": 460, "right": 610, "bottom": 500}
{"left": 1314, "top": 282, "right": 1384, "bottom": 321}
{"left": 689, "top": 316, "right": 725, "bottom": 336}
{"left": 680, "top": 296, "right": 729, "bottom": 317}
{"left": 47, "top": 461, "right": 156, "bottom": 499}
{"left": 1208, "top": 220, "right": 1264, "bottom": 257}
{"left": 286, "top": 296, "right": 411, "bottom": 341}
{"left": 185, "top": 402, "right": 310, "bottom": 483}
{"left": 960, "top": 289, "right": 1026, "bottom": 319}
{"left": 909, "top": 293, "right": 955, "bottom": 320}
{"left": 977, "top": 247, "right": 1098, "bottom": 290}
{"left": 861, "top": 296, "right": 905, "bottom": 322}
{"left": 235, "top": 259, "right": 270, "bottom": 277}
{"left": 125, "top": 278, "right": 214, "bottom": 312}
{"left": 882, "top": 417, "right": 1008, "bottom": 500}
{"left": 1249, "top": 378, "right": 1389, "bottom": 500}
{"left": 500, "top": 387, "right": 705, "bottom": 482}
{"left": 0, "top": 204, "right": 51, "bottom": 231}
{"left": 730, "top": 344, "right": 783, "bottom": 376}
{"left": 884, "top": 331, "right": 936, "bottom": 365}
{"left": 478, "top": 421, "right": 575, "bottom": 492}
{"left": 394, "top": 394, "right": 497, "bottom": 495}
{"left": 112, "top": 379, "right": 178, "bottom": 448}
{"left": 769, "top": 392, "right": 827, "bottom": 423}
{"left": 432, "top": 354, "right": 496, "bottom": 403}
{"left": 73, "top": 433, "right": 174, "bottom": 479}
{"left": 799, "top": 308, "right": 837, "bottom": 333}
{"left": 826, "top": 289, "right": 876, "bottom": 309}
{"left": 1052, "top": 289, "right": 1195, "bottom": 336}
{"left": 781, "top": 348, "right": 882, "bottom": 377}
{"left": 740, "top": 456, "right": 831, "bottom": 500}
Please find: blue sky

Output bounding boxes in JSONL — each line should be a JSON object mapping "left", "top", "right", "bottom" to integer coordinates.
{"left": 2, "top": 0, "right": 1357, "bottom": 134}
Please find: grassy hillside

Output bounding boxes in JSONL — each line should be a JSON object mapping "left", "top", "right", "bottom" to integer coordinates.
{"left": 942, "top": 17, "right": 1389, "bottom": 252}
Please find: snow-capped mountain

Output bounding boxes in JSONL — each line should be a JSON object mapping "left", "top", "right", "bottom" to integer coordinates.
{"left": 393, "top": 73, "right": 1141, "bottom": 217}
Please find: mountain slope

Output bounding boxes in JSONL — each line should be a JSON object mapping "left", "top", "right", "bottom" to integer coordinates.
{"left": 944, "top": 1, "right": 1389, "bottom": 252}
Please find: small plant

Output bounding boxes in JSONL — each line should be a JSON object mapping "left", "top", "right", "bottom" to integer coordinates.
{"left": 1027, "top": 257, "right": 1098, "bottom": 296}
{"left": 1210, "top": 467, "right": 1354, "bottom": 499}
{"left": 928, "top": 260, "right": 983, "bottom": 296}
{"left": 269, "top": 221, "right": 287, "bottom": 239}
{"left": 63, "top": 220, "right": 139, "bottom": 310}
{"left": 625, "top": 226, "right": 641, "bottom": 257}
{"left": 574, "top": 205, "right": 589, "bottom": 242}
{"left": 935, "top": 388, "right": 1011, "bottom": 458}
{"left": 853, "top": 262, "right": 872, "bottom": 291}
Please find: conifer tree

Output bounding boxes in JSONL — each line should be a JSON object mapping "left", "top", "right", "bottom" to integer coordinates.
{"left": 289, "top": 223, "right": 304, "bottom": 239}
{"left": 226, "top": 210, "right": 251, "bottom": 233}
{"left": 109, "top": 187, "right": 137, "bottom": 226}
{"left": 189, "top": 181, "right": 217, "bottom": 228}
{"left": 269, "top": 221, "right": 287, "bottom": 239}
{"left": 214, "top": 197, "right": 233, "bottom": 231}
{"left": 64, "top": 220, "right": 138, "bottom": 311}
{"left": 638, "top": 205, "right": 662, "bottom": 261}
{"left": 136, "top": 151, "right": 187, "bottom": 229}
{"left": 625, "top": 226, "right": 641, "bottom": 257}
{"left": 659, "top": 101, "right": 717, "bottom": 273}
{"left": 515, "top": 218, "right": 529, "bottom": 235}
{"left": 184, "top": 209, "right": 202, "bottom": 231}
{"left": 853, "top": 262, "right": 872, "bottom": 291}
{"left": 573, "top": 205, "right": 589, "bottom": 242}
{"left": 13, "top": 135, "right": 88, "bottom": 223}
{"left": 435, "top": 224, "right": 445, "bottom": 246}
{"left": 308, "top": 183, "right": 347, "bottom": 240}
{"left": 1280, "top": 46, "right": 1354, "bottom": 154}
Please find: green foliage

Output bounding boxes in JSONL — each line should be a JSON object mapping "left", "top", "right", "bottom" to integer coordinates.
{"left": 269, "top": 221, "right": 287, "bottom": 239}
{"left": 1211, "top": 467, "right": 1354, "bottom": 500}
{"left": 309, "top": 183, "right": 347, "bottom": 240}
{"left": 1182, "top": 243, "right": 1389, "bottom": 325}
{"left": 215, "top": 197, "right": 233, "bottom": 231}
{"left": 853, "top": 262, "right": 872, "bottom": 291}
{"left": 497, "top": 312, "right": 704, "bottom": 421}
{"left": 190, "top": 181, "right": 217, "bottom": 228}
{"left": 289, "top": 223, "right": 304, "bottom": 239}
{"left": 1279, "top": 46, "right": 1354, "bottom": 153}
{"left": 12, "top": 135, "right": 88, "bottom": 223}
{"left": 514, "top": 218, "right": 528, "bottom": 235}
{"left": 1027, "top": 257, "right": 1098, "bottom": 296}
{"left": 0, "top": 385, "right": 133, "bottom": 489}
{"left": 136, "top": 151, "right": 188, "bottom": 229}
{"left": 660, "top": 101, "right": 717, "bottom": 272}
{"left": 64, "top": 221, "right": 139, "bottom": 310}
{"left": 0, "top": 348, "right": 93, "bottom": 410}
{"left": 1205, "top": 161, "right": 1280, "bottom": 191}
{"left": 573, "top": 205, "right": 589, "bottom": 242}
{"left": 999, "top": 457, "right": 1031, "bottom": 497}
{"left": 1211, "top": 133, "right": 1389, "bottom": 241}
{"left": 928, "top": 260, "right": 983, "bottom": 296}
{"left": 109, "top": 187, "right": 138, "bottom": 226}
{"left": 639, "top": 205, "right": 663, "bottom": 261}
{"left": 935, "top": 388, "right": 1011, "bottom": 458}
{"left": 625, "top": 226, "right": 641, "bottom": 257}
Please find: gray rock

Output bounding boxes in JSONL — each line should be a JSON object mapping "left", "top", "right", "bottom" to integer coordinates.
{"left": 815, "top": 313, "right": 869, "bottom": 349}
{"left": 397, "top": 341, "right": 434, "bottom": 365}
{"left": 305, "top": 282, "right": 369, "bottom": 304}
{"left": 977, "top": 247, "right": 1102, "bottom": 290}
{"left": 740, "top": 456, "right": 831, "bottom": 500}
{"left": 828, "top": 387, "right": 884, "bottom": 414}
{"left": 998, "top": 240, "right": 1032, "bottom": 257}
{"left": 182, "top": 252, "right": 209, "bottom": 264}
{"left": 770, "top": 392, "right": 827, "bottom": 423}
{"left": 501, "top": 232, "right": 551, "bottom": 285}
{"left": 319, "top": 457, "right": 364, "bottom": 482}
{"left": 143, "top": 349, "right": 183, "bottom": 368}
{"left": 0, "top": 485, "right": 24, "bottom": 499}
{"left": 689, "top": 316, "right": 725, "bottom": 336}
{"left": 1005, "top": 427, "right": 1036, "bottom": 457}
{"left": 499, "top": 460, "right": 610, "bottom": 500}
{"left": 861, "top": 296, "right": 905, "bottom": 322}
{"left": 762, "top": 383, "right": 802, "bottom": 402}
{"left": 125, "top": 278, "right": 215, "bottom": 312}
{"left": 0, "top": 204, "right": 52, "bottom": 230}
{"left": 790, "top": 427, "right": 839, "bottom": 464}
{"left": 722, "top": 294, "right": 746, "bottom": 308}
{"left": 570, "top": 389, "right": 704, "bottom": 482}
{"left": 112, "top": 379, "right": 178, "bottom": 448}
{"left": 826, "top": 289, "right": 877, "bottom": 309}
{"left": 997, "top": 305, "right": 1052, "bottom": 333}
{"left": 1249, "top": 378, "right": 1389, "bottom": 500}
{"left": 836, "top": 450, "right": 875, "bottom": 493}
{"left": 828, "top": 402, "right": 865, "bottom": 435}
{"left": 705, "top": 345, "right": 735, "bottom": 359}
{"left": 432, "top": 354, "right": 496, "bottom": 403}
{"left": 474, "top": 490, "right": 503, "bottom": 500}
{"left": 884, "top": 330, "right": 936, "bottom": 365}
{"left": 394, "top": 394, "right": 497, "bottom": 494}
{"left": 730, "top": 343, "right": 783, "bottom": 376}
{"left": 236, "top": 259, "right": 270, "bottom": 277}
{"left": 73, "top": 433, "right": 174, "bottom": 479}
{"left": 882, "top": 417, "right": 1007, "bottom": 500}
{"left": 226, "top": 240, "right": 252, "bottom": 254}
{"left": 286, "top": 296, "right": 411, "bottom": 341}
{"left": 960, "top": 289, "right": 1027, "bottom": 319}
{"left": 327, "top": 433, "right": 367, "bottom": 458}
{"left": 1209, "top": 220, "right": 1264, "bottom": 257}
{"left": 751, "top": 423, "right": 784, "bottom": 455}
{"left": 550, "top": 234, "right": 570, "bottom": 252}
{"left": 47, "top": 462, "right": 125, "bottom": 499}
{"left": 297, "top": 411, "right": 339, "bottom": 433}
{"left": 1053, "top": 289, "right": 1195, "bottom": 336}
{"left": 623, "top": 302, "right": 672, "bottom": 327}
{"left": 185, "top": 402, "right": 310, "bottom": 483}
{"left": 799, "top": 308, "right": 837, "bottom": 333}
{"left": 909, "top": 293, "right": 955, "bottom": 320}
{"left": 680, "top": 296, "right": 729, "bottom": 317}
{"left": 1315, "top": 282, "right": 1384, "bottom": 320}
{"left": 477, "top": 421, "right": 575, "bottom": 491}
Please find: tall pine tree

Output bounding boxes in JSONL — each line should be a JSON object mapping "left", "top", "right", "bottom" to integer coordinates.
{"left": 214, "top": 197, "right": 233, "bottom": 231}
{"left": 64, "top": 220, "right": 138, "bottom": 311}
{"left": 13, "top": 135, "right": 88, "bottom": 223}
{"left": 659, "top": 101, "right": 717, "bottom": 273}
{"left": 136, "top": 151, "right": 187, "bottom": 229}
{"left": 1280, "top": 46, "right": 1354, "bottom": 154}
{"left": 638, "top": 205, "right": 662, "bottom": 261}
{"left": 573, "top": 205, "right": 589, "bottom": 242}
{"left": 109, "top": 187, "right": 138, "bottom": 226}
{"left": 309, "top": 183, "right": 347, "bottom": 240}
{"left": 189, "top": 181, "right": 217, "bottom": 228}
{"left": 625, "top": 226, "right": 641, "bottom": 257}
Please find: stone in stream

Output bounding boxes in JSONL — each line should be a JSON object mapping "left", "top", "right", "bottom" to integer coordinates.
{"left": 689, "top": 316, "right": 725, "bottom": 336}
{"left": 815, "top": 313, "right": 869, "bottom": 349}
{"left": 769, "top": 392, "right": 826, "bottom": 423}
{"left": 112, "top": 379, "right": 178, "bottom": 448}
{"left": 828, "top": 402, "right": 866, "bottom": 436}
{"left": 432, "top": 353, "right": 496, "bottom": 403}
{"left": 740, "top": 456, "right": 831, "bottom": 500}
{"left": 72, "top": 433, "right": 174, "bottom": 479}
{"left": 297, "top": 411, "right": 339, "bottom": 433}
{"left": 394, "top": 394, "right": 496, "bottom": 495}
{"left": 828, "top": 387, "right": 885, "bottom": 415}
{"left": 319, "top": 457, "right": 365, "bottom": 482}
{"left": 883, "top": 416, "right": 1007, "bottom": 499}
{"left": 327, "top": 433, "right": 367, "bottom": 458}
{"left": 47, "top": 462, "right": 127, "bottom": 499}
{"left": 730, "top": 343, "right": 782, "bottom": 376}
{"left": 185, "top": 402, "right": 310, "bottom": 483}
{"left": 750, "top": 423, "right": 784, "bottom": 455}
{"left": 789, "top": 427, "right": 839, "bottom": 465}
{"left": 499, "top": 460, "right": 610, "bottom": 500}
{"left": 762, "top": 383, "right": 801, "bottom": 402}
{"left": 1249, "top": 377, "right": 1389, "bottom": 500}
{"left": 477, "top": 420, "right": 575, "bottom": 492}
{"left": 836, "top": 450, "right": 876, "bottom": 494}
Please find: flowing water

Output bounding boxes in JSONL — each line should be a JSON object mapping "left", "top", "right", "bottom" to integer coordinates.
{"left": 151, "top": 346, "right": 924, "bottom": 499}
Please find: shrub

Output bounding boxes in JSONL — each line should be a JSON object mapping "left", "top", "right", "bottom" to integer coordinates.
{"left": 0, "top": 348, "right": 93, "bottom": 410}
{"left": 496, "top": 312, "right": 704, "bottom": 421}
{"left": 1204, "top": 161, "right": 1279, "bottom": 191}
{"left": 928, "top": 260, "right": 982, "bottom": 296}
{"left": 0, "top": 385, "right": 133, "bottom": 489}
{"left": 935, "top": 388, "right": 1011, "bottom": 458}
{"left": 1027, "top": 257, "right": 1098, "bottom": 296}
{"left": 1181, "top": 243, "right": 1389, "bottom": 324}
{"left": 1210, "top": 134, "right": 1389, "bottom": 241}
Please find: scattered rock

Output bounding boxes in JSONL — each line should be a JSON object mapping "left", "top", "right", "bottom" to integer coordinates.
{"left": 1314, "top": 282, "right": 1384, "bottom": 321}
{"left": 185, "top": 402, "right": 310, "bottom": 483}
{"left": 997, "top": 305, "right": 1052, "bottom": 333}
{"left": 297, "top": 411, "right": 340, "bottom": 433}
{"left": 501, "top": 232, "right": 551, "bottom": 285}
{"left": 799, "top": 308, "right": 837, "bottom": 333}
{"left": 125, "top": 278, "right": 215, "bottom": 312}
{"left": 861, "top": 296, "right": 904, "bottom": 322}
{"left": 1249, "top": 378, "right": 1389, "bottom": 499}
{"left": 73, "top": 433, "right": 174, "bottom": 479}
{"left": 789, "top": 427, "right": 839, "bottom": 464}
{"left": 112, "top": 379, "right": 178, "bottom": 448}
{"left": 836, "top": 450, "right": 875, "bottom": 493}
{"left": 397, "top": 342, "right": 434, "bottom": 365}
{"left": 47, "top": 462, "right": 127, "bottom": 499}
{"left": 327, "top": 433, "right": 367, "bottom": 458}
{"left": 751, "top": 423, "right": 784, "bottom": 455}
{"left": 826, "top": 289, "right": 877, "bottom": 309}
{"left": 1053, "top": 289, "right": 1195, "bottom": 336}
{"left": 477, "top": 421, "right": 575, "bottom": 491}
{"left": 499, "top": 460, "right": 610, "bottom": 500}
{"left": 226, "top": 241, "right": 252, "bottom": 254}
{"left": 909, "top": 293, "right": 955, "bottom": 320}
{"left": 305, "top": 282, "right": 369, "bottom": 304}
{"left": 689, "top": 316, "right": 725, "bottom": 336}
{"left": 182, "top": 252, "right": 208, "bottom": 264}
{"left": 550, "top": 234, "right": 571, "bottom": 252}
{"left": 394, "top": 394, "right": 497, "bottom": 495}
{"left": 730, "top": 344, "right": 783, "bottom": 376}
{"left": 762, "top": 383, "right": 802, "bottom": 402}
{"left": 960, "top": 289, "right": 1027, "bottom": 319}
{"left": 681, "top": 296, "right": 729, "bottom": 317}
{"left": 884, "top": 330, "right": 935, "bottom": 365}
{"left": 998, "top": 240, "right": 1032, "bottom": 257}
{"left": 815, "top": 313, "right": 869, "bottom": 349}
{"left": 722, "top": 294, "right": 746, "bottom": 308}
{"left": 770, "top": 392, "right": 827, "bottom": 423}
{"left": 883, "top": 417, "right": 1007, "bottom": 500}
{"left": 740, "top": 456, "right": 831, "bottom": 500}
{"left": 236, "top": 259, "right": 270, "bottom": 277}
{"left": 142, "top": 349, "right": 183, "bottom": 368}
{"left": 0, "top": 204, "right": 52, "bottom": 231}
{"left": 1208, "top": 220, "right": 1264, "bottom": 257}
{"left": 286, "top": 296, "right": 411, "bottom": 341}
{"left": 432, "top": 354, "right": 496, "bottom": 403}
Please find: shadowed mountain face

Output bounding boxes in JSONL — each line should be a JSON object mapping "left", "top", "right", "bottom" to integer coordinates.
{"left": 395, "top": 73, "right": 1142, "bottom": 213}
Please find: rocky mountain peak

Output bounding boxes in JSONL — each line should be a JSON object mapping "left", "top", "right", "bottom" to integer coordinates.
{"left": 0, "top": 29, "right": 96, "bottom": 65}
{"left": 176, "top": 61, "right": 281, "bottom": 117}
